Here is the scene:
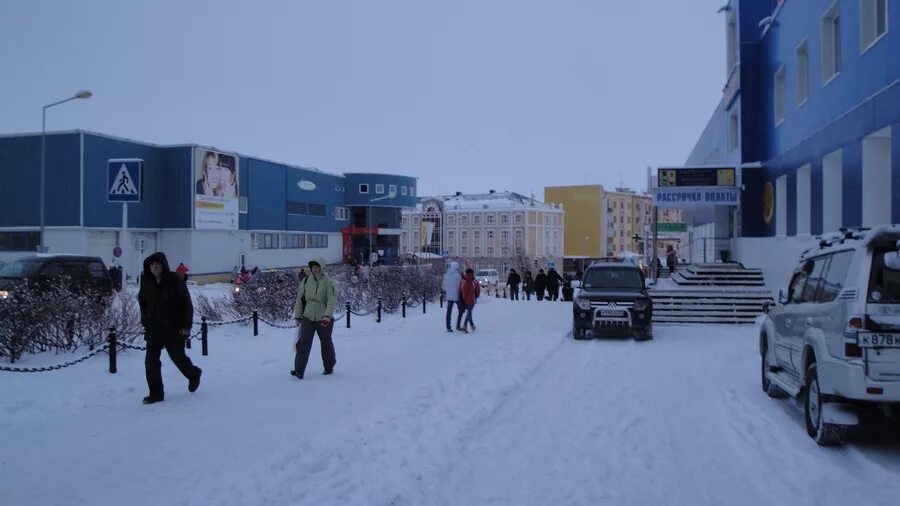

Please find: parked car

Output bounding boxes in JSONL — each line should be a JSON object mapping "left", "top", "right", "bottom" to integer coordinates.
{"left": 232, "top": 268, "right": 297, "bottom": 296}
{"left": 572, "top": 258, "right": 653, "bottom": 341}
{"left": 0, "top": 254, "right": 113, "bottom": 302}
{"left": 760, "top": 226, "right": 900, "bottom": 445}
{"left": 475, "top": 268, "right": 499, "bottom": 288}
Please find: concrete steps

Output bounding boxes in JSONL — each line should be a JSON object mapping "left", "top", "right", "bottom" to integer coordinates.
{"left": 651, "top": 263, "right": 773, "bottom": 324}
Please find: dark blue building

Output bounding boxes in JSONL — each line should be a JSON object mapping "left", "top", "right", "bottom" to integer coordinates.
{"left": 685, "top": 0, "right": 899, "bottom": 281}
{"left": 0, "top": 130, "right": 416, "bottom": 279}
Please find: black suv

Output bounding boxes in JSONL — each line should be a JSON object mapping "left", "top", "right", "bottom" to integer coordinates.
{"left": 572, "top": 259, "right": 653, "bottom": 341}
{"left": 0, "top": 255, "right": 113, "bottom": 302}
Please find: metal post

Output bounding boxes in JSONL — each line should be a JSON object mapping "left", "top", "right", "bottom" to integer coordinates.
{"left": 121, "top": 203, "right": 128, "bottom": 290}
{"left": 423, "top": 294, "right": 426, "bottom": 314}
{"left": 652, "top": 206, "right": 659, "bottom": 284}
{"left": 108, "top": 327, "right": 117, "bottom": 374}
{"left": 253, "top": 310, "right": 259, "bottom": 336}
{"left": 39, "top": 107, "right": 47, "bottom": 252}
{"left": 440, "top": 291, "right": 444, "bottom": 308}
{"left": 346, "top": 302, "right": 351, "bottom": 328}
{"left": 201, "top": 317, "right": 208, "bottom": 356}
{"left": 377, "top": 298, "right": 382, "bottom": 323}
{"left": 402, "top": 296, "right": 407, "bottom": 318}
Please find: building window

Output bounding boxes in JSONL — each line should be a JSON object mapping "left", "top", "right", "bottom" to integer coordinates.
{"left": 461, "top": 246, "right": 468, "bottom": 255}
{"left": 515, "top": 213, "right": 524, "bottom": 224}
{"left": 448, "top": 246, "right": 455, "bottom": 255}
{"left": 487, "top": 246, "right": 494, "bottom": 256}
{"left": 473, "top": 214, "right": 482, "bottom": 225}
{"left": 543, "top": 215, "right": 549, "bottom": 226}
{"left": 486, "top": 214, "right": 495, "bottom": 224}
{"left": 0, "top": 231, "right": 40, "bottom": 252}
{"left": 402, "top": 232, "right": 408, "bottom": 249}
{"left": 774, "top": 65, "right": 786, "bottom": 125}
{"left": 410, "top": 186, "right": 415, "bottom": 197}
{"left": 447, "top": 215, "right": 456, "bottom": 224}
{"left": 448, "top": 230, "right": 455, "bottom": 241}
{"left": 728, "top": 112, "right": 739, "bottom": 152}
{"left": 359, "top": 184, "right": 369, "bottom": 194}
{"left": 726, "top": 13, "right": 738, "bottom": 73}
{"left": 239, "top": 196, "right": 248, "bottom": 214}
{"left": 474, "top": 246, "right": 481, "bottom": 256}
{"left": 413, "top": 216, "right": 420, "bottom": 225}
{"left": 501, "top": 214, "right": 510, "bottom": 224}
{"left": 474, "top": 231, "right": 481, "bottom": 244}
{"left": 307, "top": 234, "right": 328, "bottom": 248}
{"left": 287, "top": 202, "right": 308, "bottom": 215}
{"left": 335, "top": 207, "right": 349, "bottom": 220}
{"left": 461, "top": 231, "right": 468, "bottom": 241}
{"left": 515, "top": 229, "right": 523, "bottom": 240}
{"left": 389, "top": 185, "right": 397, "bottom": 196}
{"left": 861, "top": 0, "right": 888, "bottom": 52}
{"left": 501, "top": 230, "right": 509, "bottom": 241}
{"left": 460, "top": 215, "right": 469, "bottom": 226}
{"left": 308, "top": 204, "right": 326, "bottom": 216}
{"left": 822, "top": 2, "right": 841, "bottom": 83}
{"left": 281, "top": 234, "right": 305, "bottom": 249}
{"left": 402, "top": 216, "right": 408, "bottom": 226}
{"left": 502, "top": 247, "right": 510, "bottom": 256}
{"left": 796, "top": 39, "right": 809, "bottom": 105}
{"left": 252, "top": 233, "right": 280, "bottom": 250}
{"left": 401, "top": 186, "right": 408, "bottom": 196}
{"left": 487, "top": 230, "right": 494, "bottom": 239}
{"left": 375, "top": 184, "right": 385, "bottom": 194}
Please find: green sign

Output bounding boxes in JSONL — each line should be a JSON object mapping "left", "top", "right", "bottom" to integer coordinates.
{"left": 656, "top": 222, "right": 687, "bottom": 233}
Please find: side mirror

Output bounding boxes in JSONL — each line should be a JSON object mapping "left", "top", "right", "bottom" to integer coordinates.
{"left": 778, "top": 288, "right": 788, "bottom": 305}
{"left": 762, "top": 301, "right": 773, "bottom": 313}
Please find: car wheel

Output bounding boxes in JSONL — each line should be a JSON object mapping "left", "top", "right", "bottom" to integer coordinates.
{"left": 573, "top": 327, "right": 585, "bottom": 340}
{"left": 804, "top": 363, "right": 848, "bottom": 446}
{"left": 761, "top": 340, "right": 787, "bottom": 399}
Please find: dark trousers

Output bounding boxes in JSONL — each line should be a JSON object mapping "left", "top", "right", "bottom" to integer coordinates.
{"left": 549, "top": 287, "right": 559, "bottom": 301}
{"left": 525, "top": 291, "right": 532, "bottom": 301}
{"left": 145, "top": 337, "right": 200, "bottom": 398}
{"left": 445, "top": 301, "right": 459, "bottom": 330}
{"left": 510, "top": 287, "right": 519, "bottom": 300}
{"left": 537, "top": 289, "right": 545, "bottom": 301}
{"left": 456, "top": 301, "right": 468, "bottom": 328}
{"left": 294, "top": 318, "right": 337, "bottom": 375}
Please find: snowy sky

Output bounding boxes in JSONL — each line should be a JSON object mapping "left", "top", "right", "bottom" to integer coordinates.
{"left": 0, "top": 0, "right": 727, "bottom": 199}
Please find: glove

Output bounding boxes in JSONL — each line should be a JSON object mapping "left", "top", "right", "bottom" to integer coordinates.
{"left": 319, "top": 317, "right": 331, "bottom": 327}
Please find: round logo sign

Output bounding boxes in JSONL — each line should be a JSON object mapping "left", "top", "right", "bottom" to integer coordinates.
{"left": 298, "top": 179, "right": 316, "bottom": 191}
{"left": 762, "top": 181, "right": 775, "bottom": 224}
{"left": 113, "top": 246, "right": 122, "bottom": 258}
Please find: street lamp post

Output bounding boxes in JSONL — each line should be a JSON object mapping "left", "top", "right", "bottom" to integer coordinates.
{"left": 39, "top": 90, "right": 92, "bottom": 252}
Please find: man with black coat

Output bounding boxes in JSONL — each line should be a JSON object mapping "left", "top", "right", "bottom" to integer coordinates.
{"left": 522, "top": 271, "right": 535, "bottom": 300}
{"left": 546, "top": 267, "right": 563, "bottom": 301}
{"left": 506, "top": 268, "right": 522, "bottom": 300}
{"left": 534, "top": 269, "right": 547, "bottom": 301}
{"left": 138, "top": 252, "right": 202, "bottom": 405}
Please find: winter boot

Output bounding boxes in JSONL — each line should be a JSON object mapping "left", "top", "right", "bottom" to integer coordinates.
{"left": 290, "top": 370, "right": 304, "bottom": 379}
{"left": 142, "top": 395, "right": 164, "bottom": 405}
{"left": 188, "top": 368, "right": 202, "bottom": 393}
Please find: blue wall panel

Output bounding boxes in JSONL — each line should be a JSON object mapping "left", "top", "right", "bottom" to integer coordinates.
{"left": 245, "top": 158, "right": 286, "bottom": 231}
{"left": 0, "top": 134, "right": 80, "bottom": 227}
{"left": 810, "top": 158, "right": 823, "bottom": 235}
{"left": 893, "top": 125, "right": 900, "bottom": 224}
{"left": 842, "top": 141, "right": 863, "bottom": 228}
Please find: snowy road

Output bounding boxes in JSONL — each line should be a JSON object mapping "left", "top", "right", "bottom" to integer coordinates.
{"left": 2, "top": 293, "right": 899, "bottom": 505}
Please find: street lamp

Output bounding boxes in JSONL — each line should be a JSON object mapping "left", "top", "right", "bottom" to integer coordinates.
{"left": 39, "top": 90, "right": 93, "bottom": 252}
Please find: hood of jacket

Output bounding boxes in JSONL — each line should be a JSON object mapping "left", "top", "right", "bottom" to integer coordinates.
{"left": 446, "top": 262, "right": 460, "bottom": 275}
{"left": 308, "top": 257, "right": 328, "bottom": 269}
{"left": 143, "top": 252, "right": 171, "bottom": 277}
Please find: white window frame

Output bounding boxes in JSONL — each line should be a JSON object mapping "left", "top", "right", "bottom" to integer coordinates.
{"left": 774, "top": 65, "right": 786, "bottom": 125}
{"left": 460, "top": 215, "right": 469, "bottom": 226}
{"left": 359, "top": 184, "right": 369, "bottom": 194}
{"left": 335, "top": 206, "right": 349, "bottom": 220}
{"left": 447, "top": 214, "right": 456, "bottom": 224}
{"left": 487, "top": 230, "right": 495, "bottom": 240}
{"left": 514, "top": 213, "right": 524, "bottom": 224}
{"left": 486, "top": 214, "right": 496, "bottom": 225}
{"left": 389, "top": 184, "right": 397, "bottom": 195}
{"left": 401, "top": 186, "right": 408, "bottom": 196}
{"left": 501, "top": 213, "right": 510, "bottom": 224}
{"left": 473, "top": 214, "right": 482, "bottom": 225}
{"left": 796, "top": 39, "right": 809, "bottom": 106}
{"left": 474, "top": 246, "right": 481, "bottom": 256}
{"left": 822, "top": 1, "right": 842, "bottom": 84}
{"left": 375, "top": 184, "right": 385, "bottom": 194}
{"left": 726, "top": 13, "right": 738, "bottom": 75}
{"left": 860, "top": 0, "right": 889, "bottom": 53}
{"left": 410, "top": 186, "right": 415, "bottom": 197}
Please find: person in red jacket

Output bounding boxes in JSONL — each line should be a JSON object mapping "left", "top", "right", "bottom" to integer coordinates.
{"left": 175, "top": 262, "right": 189, "bottom": 280}
{"left": 459, "top": 268, "right": 481, "bottom": 331}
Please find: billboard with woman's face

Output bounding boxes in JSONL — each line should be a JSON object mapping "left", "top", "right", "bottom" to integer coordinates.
{"left": 194, "top": 148, "right": 239, "bottom": 229}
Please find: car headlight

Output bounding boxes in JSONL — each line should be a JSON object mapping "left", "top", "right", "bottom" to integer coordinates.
{"left": 632, "top": 298, "right": 650, "bottom": 311}
{"left": 0, "top": 290, "right": 8, "bottom": 300}
{"left": 233, "top": 286, "right": 240, "bottom": 294}
{"left": 575, "top": 297, "right": 592, "bottom": 310}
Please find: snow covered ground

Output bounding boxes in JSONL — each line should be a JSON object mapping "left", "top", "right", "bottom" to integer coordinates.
{"left": 2, "top": 286, "right": 899, "bottom": 506}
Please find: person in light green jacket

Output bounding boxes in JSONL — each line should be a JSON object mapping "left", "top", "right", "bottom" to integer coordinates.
{"left": 291, "top": 257, "right": 338, "bottom": 379}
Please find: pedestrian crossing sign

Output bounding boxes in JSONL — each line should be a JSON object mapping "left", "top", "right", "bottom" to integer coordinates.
{"left": 108, "top": 159, "right": 143, "bottom": 203}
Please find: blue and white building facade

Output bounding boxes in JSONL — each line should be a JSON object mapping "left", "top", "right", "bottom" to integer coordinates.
{"left": 685, "top": 0, "right": 900, "bottom": 284}
{"left": 0, "top": 131, "right": 417, "bottom": 279}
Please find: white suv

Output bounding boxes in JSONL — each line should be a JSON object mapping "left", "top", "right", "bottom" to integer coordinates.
{"left": 760, "top": 225, "right": 900, "bottom": 445}
{"left": 475, "top": 269, "right": 499, "bottom": 288}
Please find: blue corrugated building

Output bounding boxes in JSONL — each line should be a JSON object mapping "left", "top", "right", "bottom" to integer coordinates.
{"left": 0, "top": 130, "right": 417, "bottom": 279}
{"left": 684, "top": 0, "right": 900, "bottom": 283}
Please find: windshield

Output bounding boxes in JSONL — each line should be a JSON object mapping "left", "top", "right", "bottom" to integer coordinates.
{"left": 0, "top": 259, "right": 42, "bottom": 278}
{"left": 870, "top": 248, "right": 900, "bottom": 302}
{"left": 583, "top": 268, "right": 643, "bottom": 290}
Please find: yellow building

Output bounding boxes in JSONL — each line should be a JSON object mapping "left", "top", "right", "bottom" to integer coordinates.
{"left": 544, "top": 185, "right": 605, "bottom": 258}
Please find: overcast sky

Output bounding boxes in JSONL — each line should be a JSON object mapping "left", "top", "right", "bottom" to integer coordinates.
{"left": 1, "top": 0, "right": 727, "bottom": 199}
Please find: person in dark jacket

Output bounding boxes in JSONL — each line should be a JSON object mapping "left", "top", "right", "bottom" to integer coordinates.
{"left": 522, "top": 271, "right": 535, "bottom": 301}
{"left": 506, "top": 269, "right": 522, "bottom": 300}
{"left": 561, "top": 274, "right": 574, "bottom": 301}
{"left": 138, "top": 252, "right": 201, "bottom": 405}
{"left": 666, "top": 245, "right": 677, "bottom": 275}
{"left": 546, "top": 268, "right": 563, "bottom": 301}
{"left": 534, "top": 269, "right": 547, "bottom": 301}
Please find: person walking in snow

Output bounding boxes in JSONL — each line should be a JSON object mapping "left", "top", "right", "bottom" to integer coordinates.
{"left": 459, "top": 268, "right": 481, "bottom": 332}
{"left": 666, "top": 244, "right": 677, "bottom": 275}
{"left": 175, "top": 262, "right": 189, "bottom": 280}
{"left": 138, "top": 252, "right": 202, "bottom": 405}
{"left": 534, "top": 269, "right": 547, "bottom": 301}
{"left": 506, "top": 268, "right": 522, "bottom": 300}
{"left": 442, "top": 261, "right": 464, "bottom": 332}
{"left": 291, "top": 258, "right": 338, "bottom": 379}
{"left": 546, "top": 267, "right": 563, "bottom": 301}
{"left": 522, "top": 270, "right": 535, "bottom": 300}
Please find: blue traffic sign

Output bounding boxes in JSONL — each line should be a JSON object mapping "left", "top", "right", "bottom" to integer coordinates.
{"left": 108, "top": 159, "right": 143, "bottom": 203}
